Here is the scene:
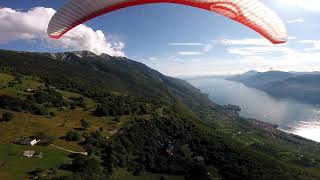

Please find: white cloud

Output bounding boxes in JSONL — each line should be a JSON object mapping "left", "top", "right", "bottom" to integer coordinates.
{"left": 177, "top": 51, "right": 202, "bottom": 55}
{"left": 298, "top": 40, "right": 320, "bottom": 50}
{"left": 288, "top": 36, "right": 297, "bottom": 40}
{"left": 148, "top": 57, "right": 158, "bottom": 61}
{"left": 169, "top": 42, "right": 213, "bottom": 52}
{"left": 217, "top": 38, "right": 273, "bottom": 46}
{"left": 287, "top": 18, "right": 305, "bottom": 24}
{"left": 169, "top": 43, "right": 205, "bottom": 46}
{"left": 279, "top": 0, "right": 320, "bottom": 12}
{"left": 228, "top": 46, "right": 294, "bottom": 56}
{"left": 0, "top": 7, "right": 125, "bottom": 56}
{"left": 203, "top": 44, "right": 213, "bottom": 52}
{"left": 147, "top": 50, "right": 320, "bottom": 76}
{"left": 147, "top": 37, "right": 320, "bottom": 76}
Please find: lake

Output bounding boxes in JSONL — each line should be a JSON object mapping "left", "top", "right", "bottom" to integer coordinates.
{"left": 187, "top": 77, "right": 320, "bottom": 142}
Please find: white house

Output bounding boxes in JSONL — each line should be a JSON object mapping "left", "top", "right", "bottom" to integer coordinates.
{"left": 30, "top": 139, "right": 40, "bottom": 146}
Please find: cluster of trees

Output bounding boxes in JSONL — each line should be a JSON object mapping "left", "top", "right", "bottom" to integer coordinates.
{"left": 29, "top": 88, "right": 86, "bottom": 109}
{"left": 78, "top": 114, "right": 214, "bottom": 178}
{"left": 33, "top": 132, "right": 55, "bottom": 146}
{"left": 69, "top": 96, "right": 86, "bottom": 108}
{"left": 80, "top": 119, "right": 90, "bottom": 130}
{"left": 65, "top": 130, "right": 81, "bottom": 141}
{"left": 31, "top": 88, "right": 66, "bottom": 108}
{"left": 93, "top": 95, "right": 156, "bottom": 117}
{"left": 54, "top": 155, "right": 107, "bottom": 180}
{"left": 78, "top": 111, "right": 314, "bottom": 180}
{"left": 0, "top": 95, "right": 49, "bottom": 116}
{"left": 0, "top": 86, "right": 89, "bottom": 116}
{"left": 100, "top": 115, "right": 217, "bottom": 177}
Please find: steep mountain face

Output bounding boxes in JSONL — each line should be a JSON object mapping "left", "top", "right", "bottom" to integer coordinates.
{"left": 229, "top": 70, "right": 259, "bottom": 81}
{"left": 229, "top": 71, "right": 294, "bottom": 87}
{"left": 290, "top": 71, "right": 320, "bottom": 76}
{"left": 0, "top": 50, "right": 210, "bottom": 104}
{"left": 1, "top": 49, "right": 320, "bottom": 180}
{"left": 263, "top": 74, "right": 320, "bottom": 104}
{"left": 229, "top": 70, "right": 320, "bottom": 104}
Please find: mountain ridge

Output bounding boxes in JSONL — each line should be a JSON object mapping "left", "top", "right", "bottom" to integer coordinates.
{"left": 228, "top": 70, "right": 320, "bottom": 104}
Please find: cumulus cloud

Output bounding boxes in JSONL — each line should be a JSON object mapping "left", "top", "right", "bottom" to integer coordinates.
{"left": 0, "top": 7, "right": 125, "bottom": 56}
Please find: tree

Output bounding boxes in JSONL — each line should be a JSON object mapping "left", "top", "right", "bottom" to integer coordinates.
{"left": 35, "top": 132, "right": 55, "bottom": 146}
{"left": 65, "top": 130, "right": 81, "bottom": 141}
{"left": 81, "top": 119, "right": 90, "bottom": 129}
{"left": 94, "top": 104, "right": 109, "bottom": 117}
{"left": 112, "top": 117, "right": 120, "bottom": 123}
{"left": 2, "top": 112, "right": 13, "bottom": 122}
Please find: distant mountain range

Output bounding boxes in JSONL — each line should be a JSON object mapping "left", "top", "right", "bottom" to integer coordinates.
{"left": 228, "top": 70, "right": 320, "bottom": 105}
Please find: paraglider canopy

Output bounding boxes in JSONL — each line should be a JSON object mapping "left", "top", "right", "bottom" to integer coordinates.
{"left": 47, "top": 0, "right": 288, "bottom": 44}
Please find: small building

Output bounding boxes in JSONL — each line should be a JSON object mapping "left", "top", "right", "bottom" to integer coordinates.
{"left": 15, "top": 138, "right": 40, "bottom": 146}
{"left": 193, "top": 156, "right": 205, "bottom": 162}
{"left": 22, "top": 151, "right": 35, "bottom": 158}
{"left": 26, "top": 88, "right": 34, "bottom": 92}
{"left": 22, "top": 151, "right": 43, "bottom": 158}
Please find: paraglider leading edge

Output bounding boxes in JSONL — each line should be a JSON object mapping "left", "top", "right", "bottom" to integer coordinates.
{"left": 47, "top": 0, "right": 288, "bottom": 44}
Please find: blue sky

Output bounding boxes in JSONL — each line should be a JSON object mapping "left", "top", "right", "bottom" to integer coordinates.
{"left": 1, "top": 0, "right": 320, "bottom": 76}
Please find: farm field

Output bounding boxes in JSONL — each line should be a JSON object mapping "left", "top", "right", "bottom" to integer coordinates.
{"left": 0, "top": 144, "right": 71, "bottom": 180}
{"left": 0, "top": 72, "right": 137, "bottom": 179}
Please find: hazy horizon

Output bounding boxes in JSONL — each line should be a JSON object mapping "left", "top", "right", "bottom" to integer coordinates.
{"left": 1, "top": 0, "right": 320, "bottom": 76}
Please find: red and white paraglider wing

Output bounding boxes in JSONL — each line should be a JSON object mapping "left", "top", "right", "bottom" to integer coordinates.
{"left": 48, "top": 0, "right": 288, "bottom": 44}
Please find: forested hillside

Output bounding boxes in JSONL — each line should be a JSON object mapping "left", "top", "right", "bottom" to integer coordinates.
{"left": 0, "top": 49, "right": 320, "bottom": 180}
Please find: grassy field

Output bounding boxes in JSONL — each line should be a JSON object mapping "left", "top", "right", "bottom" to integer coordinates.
{"left": 0, "top": 106, "right": 130, "bottom": 152}
{"left": 0, "top": 72, "right": 148, "bottom": 178}
{"left": 0, "top": 73, "right": 14, "bottom": 87}
{"left": 57, "top": 89, "right": 97, "bottom": 109}
{"left": 0, "top": 72, "right": 117, "bottom": 151}
{"left": 0, "top": 74, "right": 43, "bottom": 97}
{"left": 0, "top": 144, "right": 71, "bottom": 180}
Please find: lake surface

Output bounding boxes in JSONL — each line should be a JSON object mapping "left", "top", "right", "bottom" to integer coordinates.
{"left": 187, "top": 77, "right": 320, "bottom": 142}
